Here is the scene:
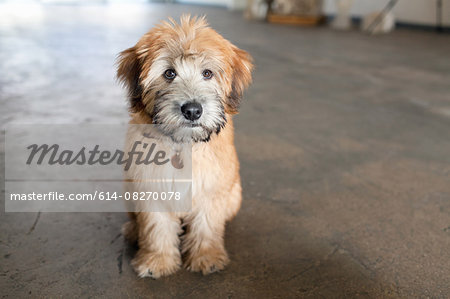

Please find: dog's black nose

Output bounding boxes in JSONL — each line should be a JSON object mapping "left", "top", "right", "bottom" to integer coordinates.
{"left": 181, "top": 102, "right": 203, "bottom": 121}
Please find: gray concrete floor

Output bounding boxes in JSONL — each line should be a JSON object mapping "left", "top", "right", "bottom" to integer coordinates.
{"left": 1, "top": 3, "right": 450, "bottom": 298}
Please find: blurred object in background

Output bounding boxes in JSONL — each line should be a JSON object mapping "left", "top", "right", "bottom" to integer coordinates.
{"left": 361, "top": 0, "right": 397, "bottom": 34}
{"left": 361, "top": 10, "right": 395, "bottom": 34}
{"left": 324, "top": 0, "right": 449, "bottom": 34}
{"left": 245, "top": 0, "right": 269, "bottom": 20}
{"left": 271, "top": 0, "right": 322, "bottom": 15}
{"left": 267, "top": 0, "right": 324, "bottom": 25}
{"left": 330, "top": 0, "right": 353, "bottom": 30}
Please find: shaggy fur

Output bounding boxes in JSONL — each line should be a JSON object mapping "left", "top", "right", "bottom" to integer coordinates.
{"left": 117, "top": 15, "right": 253, "bottom": 278}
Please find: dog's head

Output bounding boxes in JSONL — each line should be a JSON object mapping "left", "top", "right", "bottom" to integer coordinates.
{"left": 117, "top": 15, "right": 253, "bottom": 143}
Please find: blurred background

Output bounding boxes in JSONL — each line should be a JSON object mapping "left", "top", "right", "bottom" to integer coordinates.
{"left": 1, "top": 0, "right": 449, "bottom": 298}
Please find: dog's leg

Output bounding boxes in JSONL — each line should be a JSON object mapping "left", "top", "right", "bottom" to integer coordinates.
{"left": 122, "top": 212, "right": 138, "bottom": 244}
{"left": 131, "top": 212, "right": 182, "bottom": 278}
{"left": 182, "top": 207, "right": 230, "bottom": 275}
{"left": 224, "top": 180, "right": 242, "bottom": 222}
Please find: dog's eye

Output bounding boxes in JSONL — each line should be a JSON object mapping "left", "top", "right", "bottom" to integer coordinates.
{"left": 164, "top": 69, "right": 176, "bottom": 80}
{"left": 202, "top": 69, "right": 213, "bottom": 80}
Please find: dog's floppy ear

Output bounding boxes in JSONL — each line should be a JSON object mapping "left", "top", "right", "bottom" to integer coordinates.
{"left": 117, "top": 46, "right": 144, "bottom": 113}
{"left": 227, "top": 47, "right": 253, "bottom": 114}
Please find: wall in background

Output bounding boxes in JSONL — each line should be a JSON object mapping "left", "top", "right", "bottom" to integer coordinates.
{"left": 177, "top": 0, "right": 232, "bottom": 9}
{"left": 177, "top": 0, "right": 246, "bottom": 10}
{"left": 177, "top": 0, "right": 232, "bottom": 8}
{"left": 323, "top": 0, "right": 450, "bottom": 26}
{"left": 178, "top": 0, "right": 450, "bottom": 27}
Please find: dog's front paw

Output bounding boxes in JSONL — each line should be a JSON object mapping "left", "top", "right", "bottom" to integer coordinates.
{"left": 131, "top": 250, "right": 181, "bottom": 279}
{"left": 184, "top": 247, "right": 230, "bottom": 275}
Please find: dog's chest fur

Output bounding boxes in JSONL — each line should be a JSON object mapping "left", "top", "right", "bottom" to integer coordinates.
{"left": 125, "top": 116, "right": 240, "bottom": 212}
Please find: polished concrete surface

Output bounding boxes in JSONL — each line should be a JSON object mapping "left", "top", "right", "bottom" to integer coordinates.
{"left": 1, "top": 3, "right": 450, "bottom": 298}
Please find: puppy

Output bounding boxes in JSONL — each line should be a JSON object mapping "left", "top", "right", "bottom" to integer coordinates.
{"left": 117, "top": 15, "right": 253, "bottom": 278}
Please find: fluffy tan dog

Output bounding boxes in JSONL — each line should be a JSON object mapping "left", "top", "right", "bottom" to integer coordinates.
{"left": 117, "top": 15, "right": 253, "bottom": 278}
